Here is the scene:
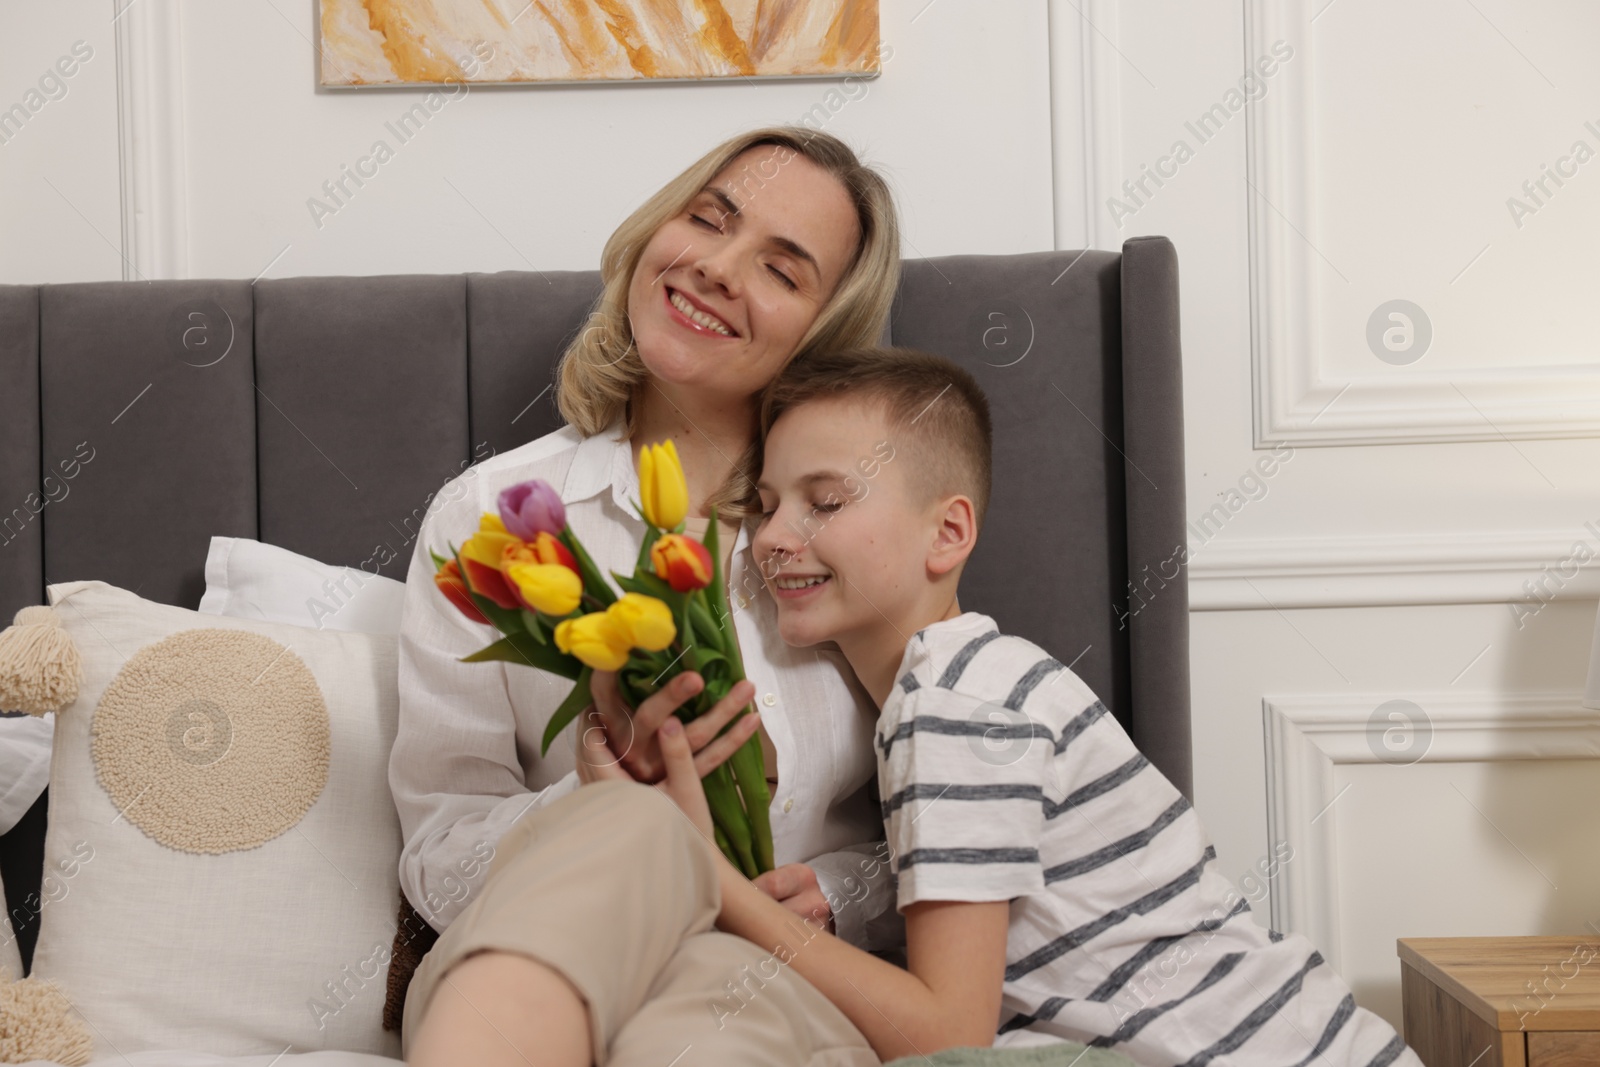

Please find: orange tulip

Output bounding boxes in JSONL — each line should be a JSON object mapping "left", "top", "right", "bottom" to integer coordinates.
{"left": 650, "top": 533, "right": 713, "bottom": 593}
{"left": 501, "top": 531, "right": 578, "bottom": 575}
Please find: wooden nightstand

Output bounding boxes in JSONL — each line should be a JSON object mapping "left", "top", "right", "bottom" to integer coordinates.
{"left": 1399, "top": 936, "right": 1600, "bottom": 1066}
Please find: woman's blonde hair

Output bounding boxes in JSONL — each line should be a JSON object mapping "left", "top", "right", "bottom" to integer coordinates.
{"left": 555, "top": 125, "right": 901, "bottom": 516}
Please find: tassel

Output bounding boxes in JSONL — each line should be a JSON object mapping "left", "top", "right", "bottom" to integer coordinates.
{"left": 0, "top": 974, "right": 96, "bottom": 1066}
{"left": 0, "top": 605, "right": 82, "bottom": 716}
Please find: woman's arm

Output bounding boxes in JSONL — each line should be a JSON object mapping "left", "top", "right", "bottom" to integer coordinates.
{"left": 654, "top": 716, "right": 1010, "bottom": 1060}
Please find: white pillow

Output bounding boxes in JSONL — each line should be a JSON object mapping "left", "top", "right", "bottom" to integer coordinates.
{"left": 30, "top": 581, "right": 402, "bottom": 1059}
{"left": 1, "top": 868, "right": 19, "bottom": 981}
{"left": 198, "top": 537, "right": 407, "bottom": 635}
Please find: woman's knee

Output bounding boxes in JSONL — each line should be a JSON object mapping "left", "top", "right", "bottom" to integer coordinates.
{"left": 586, "top": 779, "right": 700, "bottom": 845}
{"left": 409, "top": 950, "right": 592, "bottom": 1067}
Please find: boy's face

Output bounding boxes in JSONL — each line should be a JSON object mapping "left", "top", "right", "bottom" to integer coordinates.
{"left": 752, "top": 396, "right": 927, "bottom": 649}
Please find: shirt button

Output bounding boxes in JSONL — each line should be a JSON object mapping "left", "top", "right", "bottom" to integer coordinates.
{"left": 762, "top": 693, "right": 777, "bottom": 707}
{"left": 783, "top": 797, "right": 794, "bottom": 813}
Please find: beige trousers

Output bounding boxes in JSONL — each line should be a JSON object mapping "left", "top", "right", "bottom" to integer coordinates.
{"left": 402, "top": 778, "right": 881, "bottom": 1066}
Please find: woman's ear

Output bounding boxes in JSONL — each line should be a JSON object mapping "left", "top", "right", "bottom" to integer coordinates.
{"left": 927, "top": 495, "right": 977, "bottom": 577}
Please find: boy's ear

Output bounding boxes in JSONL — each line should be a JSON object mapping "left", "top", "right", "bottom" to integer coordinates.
{"left": 927, "top": 495, "right": 977, "bottom": 577}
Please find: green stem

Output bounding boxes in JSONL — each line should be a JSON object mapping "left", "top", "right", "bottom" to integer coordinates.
{"left": 727, "top": 726, "right": 775, "bottom": 873}
{"left": 703, "top": 763, "right": 757, "bottom": 878}
{"left": 559, "top": 529, "right": 617, "bottom": 607}
{"left": 700, "top": 506, "right": 771, "bottom": 872}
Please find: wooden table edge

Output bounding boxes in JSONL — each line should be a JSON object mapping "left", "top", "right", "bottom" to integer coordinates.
{"left": 1398, "top": 937, "right": 1600, "bottom": 1033}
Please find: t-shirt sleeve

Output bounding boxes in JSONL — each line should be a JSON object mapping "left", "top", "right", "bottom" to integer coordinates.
{"left": 879, "top": 684, "right": 1048, "bottom": 909}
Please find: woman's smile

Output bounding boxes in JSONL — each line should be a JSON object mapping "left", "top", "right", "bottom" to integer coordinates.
{"left": 664, "top": 286, "right": 738, "bottom": 338}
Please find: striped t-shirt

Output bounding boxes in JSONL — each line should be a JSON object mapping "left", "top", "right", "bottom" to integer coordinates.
{"left": 875, "top": 612, "right": 1420, "bottom": 1067}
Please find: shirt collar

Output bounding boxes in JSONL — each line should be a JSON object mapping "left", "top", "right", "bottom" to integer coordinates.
{"left": 561, "top": 420, "right": 639, "bottom": 516}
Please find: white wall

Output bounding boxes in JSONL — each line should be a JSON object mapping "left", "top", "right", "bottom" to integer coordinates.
{"left": 0, "top": 5, "right": 122, "bottom": 281}
{"left": 0, "top": 0, "right": 1056, "bottom": 283}
{"left": 1092, "top": 0, "right": 1600, "bottom": 1034}
{"left": 4, "top": 0, "right": 1600, "bottom": 1040}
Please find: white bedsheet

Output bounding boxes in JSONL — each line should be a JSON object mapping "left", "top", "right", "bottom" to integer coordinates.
{"left": 14, "top": 1052, "right": 404, "bottom": 1067}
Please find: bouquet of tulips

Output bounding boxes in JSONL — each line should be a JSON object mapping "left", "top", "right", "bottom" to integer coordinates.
{"left": 431, "top": 440, "right": 774, "bottom": 877}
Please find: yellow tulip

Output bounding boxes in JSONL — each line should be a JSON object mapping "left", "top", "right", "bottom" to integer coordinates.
{"left": 554, "top": 612, "right": 632, "bottom": 671}
{"left": 639, "top": 439, "right": 689, "bottom": 530}
{"left": 504, "top": 562, "right": 583, "bottom": 617}
{"left": 461, "top": 514, "right": 515, "bottom": 566}
{"left": 607, "top": 593, "right": 676, "bottom": 652}
{"left": 459, "top": 514, "right": 520, "bottom": 609}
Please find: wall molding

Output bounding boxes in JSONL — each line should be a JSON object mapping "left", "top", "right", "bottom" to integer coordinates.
{"left": 1078, "top": 0, "right": 1122, "bottom": 252}
{"left": 1188, "top": 527, "right": 1600, "bottom": 610}
{"left": 114, "top": 0, "right": 187, "bottom": 280}
{"left": 1243, "top": 0, "right": 1600, "bottom": 447}
{"left": 1263, "top": 690, "right": 1599, "bottom": 971}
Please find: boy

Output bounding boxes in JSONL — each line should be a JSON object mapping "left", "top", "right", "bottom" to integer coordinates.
{"left": 654, "top": 346, "right": 1420, "bottom": 1066}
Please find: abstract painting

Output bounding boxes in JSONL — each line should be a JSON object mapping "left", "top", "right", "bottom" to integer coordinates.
{"left": 319, "top": 0, "right": 881, "bottom": 87}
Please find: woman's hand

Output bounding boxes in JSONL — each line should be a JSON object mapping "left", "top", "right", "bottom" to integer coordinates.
{"left": 575, "top": 672, "right": 760, "bottom": 787}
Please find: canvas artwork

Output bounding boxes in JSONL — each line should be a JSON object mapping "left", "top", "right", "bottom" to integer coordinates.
{"left": 319, "top": 0, "right": 881, "bottom": 87}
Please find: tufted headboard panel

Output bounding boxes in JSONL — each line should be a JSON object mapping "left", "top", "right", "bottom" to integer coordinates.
{"left": 0, "top": 239, "right": 1191, "bottom": 968}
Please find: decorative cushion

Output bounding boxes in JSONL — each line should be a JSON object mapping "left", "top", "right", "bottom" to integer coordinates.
{"left": 29, "top": 581, "right": 402, "bottom": 1059}
{"left": 2, "top": 867, "right": 97, "bottom": 1067}
{"left": 198, "top": 536, "right": 407, "bottom": 635}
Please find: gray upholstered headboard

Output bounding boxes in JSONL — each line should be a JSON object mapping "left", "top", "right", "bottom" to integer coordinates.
{"left": 0, "top": 237, "right": 1189, "bottom": 956}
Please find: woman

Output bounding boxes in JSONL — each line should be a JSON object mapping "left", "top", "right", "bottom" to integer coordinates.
{"left": 392, "top": 126, "right": 902, "bottom": 1065}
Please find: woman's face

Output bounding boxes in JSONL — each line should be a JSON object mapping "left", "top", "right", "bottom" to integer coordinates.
{"left": 627, "top": 144, "right": 863, "bottom": 407}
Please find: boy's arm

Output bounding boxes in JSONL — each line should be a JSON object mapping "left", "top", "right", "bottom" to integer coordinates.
{"left": 715, "top": 851, "right": 1010, "bottom": 1059}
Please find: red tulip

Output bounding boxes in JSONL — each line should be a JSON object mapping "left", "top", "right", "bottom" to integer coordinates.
{"left": 650, "top": 533, "right": 713, "bottom": 593}
{"left": 434, "top": 559, "right": 490, "bottom": 624}
{"left": 460, "top": 516, "right": 520, "bottom": 609}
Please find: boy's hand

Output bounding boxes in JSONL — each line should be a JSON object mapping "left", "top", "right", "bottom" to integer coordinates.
{"left": 753, "top": 864, "right": 836, "bottom": 934}
{"left": 654, "top": 706, "right": 832, "bottom": 935}
{"left": 653, "top": 712, "right": 718, "bottom": 844}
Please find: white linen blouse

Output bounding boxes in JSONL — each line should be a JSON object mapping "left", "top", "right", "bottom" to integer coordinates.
{"left": 388, "top": 420, "right": 901, "bottom": 949}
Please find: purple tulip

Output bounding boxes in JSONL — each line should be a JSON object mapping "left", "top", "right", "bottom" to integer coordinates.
{"left": 498, "top": 479, "right": 566, "bottom": 539}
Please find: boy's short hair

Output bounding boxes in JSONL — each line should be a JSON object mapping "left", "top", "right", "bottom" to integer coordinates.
{"left": 755, "top": 345, "right": 994, "bottom": 530}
